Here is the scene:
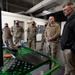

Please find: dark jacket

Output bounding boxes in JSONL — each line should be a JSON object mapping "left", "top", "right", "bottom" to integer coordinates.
{"left": 61, "top": 11, "right": 75, "bottom": 52}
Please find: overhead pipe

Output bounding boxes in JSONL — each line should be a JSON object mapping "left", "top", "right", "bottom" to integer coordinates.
{"left": 25, "top": 0, "right": 57, "bottom": 14}
{"left": 35, "top": 0, "right": 71, "bottom": 17}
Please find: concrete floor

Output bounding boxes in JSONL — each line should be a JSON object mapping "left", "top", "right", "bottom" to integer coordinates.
{"left": 25, "top": 42, "right": 65, "bottom": 75}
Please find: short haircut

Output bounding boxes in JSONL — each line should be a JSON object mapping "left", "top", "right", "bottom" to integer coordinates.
{"left": 5, "top": 23, "right": 8, "bottom": 25}
{"left": 32, "top": 20, "right": 36, "bottom": 24}
{"left": 49, "top": 16, "right": 55, "bottom": 18}
{"left": 49, "top": 16, "right": 55, "bottom": 20}
{"left": 63, "top": 2, "right": 73, "bottom": 8}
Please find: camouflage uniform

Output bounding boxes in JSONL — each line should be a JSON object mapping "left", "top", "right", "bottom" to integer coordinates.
{"left": 40, "top": 26, "right": 46, "bottom": 50}
{"left": 2, "top": 26, "right": 13, "bottom": 47}
{"left": 10, "top": 25, "right": 24, "bottom": 46}
{"left": 27, "top": 25, "right": 38, "bottom": 50}
{"left": 45, "top": 22, "right": 60, "bottom": 60}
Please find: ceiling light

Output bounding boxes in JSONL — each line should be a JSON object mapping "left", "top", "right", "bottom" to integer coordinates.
{"left": 43, "top": 10, "right": 51, "bottom": 14}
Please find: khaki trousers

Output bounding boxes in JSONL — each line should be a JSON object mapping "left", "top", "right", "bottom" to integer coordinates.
{"left": 13, "top": 37, "right": 22, "bottom": 46}
{"left": 27, "top": 37, "right": 36, "bottom": 50}
{"left": 46, "top": 42, "right": 58, "bottom": 68}
{"left": 3, "top": 37, "right": 13, "bottom": 47}
{"left": 46, "top": 42, "right": 58, "bottom": 59}
{"left": 63, "top": 49, "right": 75, "bottom": 75}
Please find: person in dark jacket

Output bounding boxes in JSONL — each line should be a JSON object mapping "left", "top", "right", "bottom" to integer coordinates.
{"left": 61, "top": 2, "right": 75, "bottom": 75}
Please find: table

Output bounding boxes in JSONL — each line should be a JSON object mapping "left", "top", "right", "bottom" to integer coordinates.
{"left": 0, "top": 47, "right": 60, "bottom": 75}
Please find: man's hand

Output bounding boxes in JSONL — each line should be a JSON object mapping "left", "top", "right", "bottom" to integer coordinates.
{"left": 48, "top": 37, "right": 51, "bottom": 42}
{"left": 46, "top": 37, "right": 51, "bottom": 42}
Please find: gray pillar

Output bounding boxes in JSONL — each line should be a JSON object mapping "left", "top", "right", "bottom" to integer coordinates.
{"left": 0, "top": 0, "right": 2, "bottom": 10}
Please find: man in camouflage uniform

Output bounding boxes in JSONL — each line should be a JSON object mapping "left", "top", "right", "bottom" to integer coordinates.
{"left": 2, "top": 23, "right": 13, "bottom": 47}
{"left": 45, "top": 16, "right": 60, "bottom": 67}
{"left": 10, "top": 20, "right": 24, "bottom": 46}
{"left": 40, "top": 22, "right": 48, "bottom": 50}
{"left": 27, "top": 21, "right": 38, "bottom": 50}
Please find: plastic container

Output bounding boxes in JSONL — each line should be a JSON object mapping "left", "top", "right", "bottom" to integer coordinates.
{"left": 21, "top": 38, "right": 25, "bottom": 48}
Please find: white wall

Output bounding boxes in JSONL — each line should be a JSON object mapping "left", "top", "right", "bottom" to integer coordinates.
{"left": 1, "top": 11, "right": 47, "bottom": 42}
